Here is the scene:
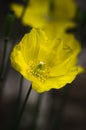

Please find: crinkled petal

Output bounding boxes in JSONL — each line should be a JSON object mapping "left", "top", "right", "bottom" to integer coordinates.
{"left": 21, "top": 28, "right": 51, "bottom": 63}
{"left": 43, "top": 21, "right": 76, "bottom": 40}
{"left": 10, "top": 44, "right": 28, "bottom": 74}
{"left": 32, "top": 66, "right": 84, "bottom": 93}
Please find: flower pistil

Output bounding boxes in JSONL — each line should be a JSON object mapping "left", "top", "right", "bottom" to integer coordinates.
{"left": 27, "top": 61, "right": 50, "bottom": 82}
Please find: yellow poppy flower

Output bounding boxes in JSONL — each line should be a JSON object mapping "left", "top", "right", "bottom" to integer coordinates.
{"left": 10, "top": 0, "right": 77, "bottom": 28}
{"left": 10, "top": 28, "right": 83, "bottom": 93}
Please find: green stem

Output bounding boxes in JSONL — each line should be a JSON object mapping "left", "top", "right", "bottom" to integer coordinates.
{"left": 13, "top": 84, "right": 32, "bottom": 130}
{"left": 0, "top": 13, "right": 15, "bottom": 81}
{"left": 17, "top": 76, "right": 24, "bottom": 108}
{"left": 13, "top": 75, "right": 24, "bottom": 126}
{"left": 4, "top": 13, "right": 15, "bottom": 38}
{"left": 0, "top": 38, "right": 8, "bottom": 80}
{"left": 31, "top": 94, "right": 42, "bottom": 130}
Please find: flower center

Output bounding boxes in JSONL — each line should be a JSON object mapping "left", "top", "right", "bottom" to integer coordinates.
{"left": 28, "top": 61, "right": 50, "bottom": 82}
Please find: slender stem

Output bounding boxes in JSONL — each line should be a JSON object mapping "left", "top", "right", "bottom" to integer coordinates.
{"left": 13, "top": 84, "right": 32, "bottom": 130}
{"left": 12, "top": 75, "right": 24, "bottom": 127}
{"left": 31, "top": 94, "right": 42, "bottom": 130}
{"left": 0, "top": 38, "right": 8, "bottom": 80}
{"left": 17, "top": 76, "right": 24, "bottom": 108}
{"left": 0, "top": 13, "right": 15, "bottom": 81}
{"left": 4, "top": 13, "right": 15, "bottom": 38}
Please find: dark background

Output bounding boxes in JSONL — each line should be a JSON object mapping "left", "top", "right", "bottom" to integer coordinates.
{"left": 0, "top": 0, "right": 86, "bottom": 130}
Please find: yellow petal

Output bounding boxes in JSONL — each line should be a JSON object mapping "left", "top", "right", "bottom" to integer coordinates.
{"left": 21, "top": 28, "right": 50, "bottom": 63}
{"left": 42, "top": 21, "right": 76, "bottom": 40}
{"left": 10, "top": 44, "right": 28, "bottom": 74}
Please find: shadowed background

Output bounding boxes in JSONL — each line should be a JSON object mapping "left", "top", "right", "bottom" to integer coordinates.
{"left": 0, "top": 0, "right": 86, "bottom": 130}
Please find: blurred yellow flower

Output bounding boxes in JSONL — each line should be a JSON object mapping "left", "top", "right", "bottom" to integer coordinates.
{"left": 10, "top": 0, "right": 77, "bottom": 28}
{"left": 10, "top": 0, "right": 49, "bottom": 28}
{"left": 42, "top": 21, "right": 76, "bottom": 40}
{"left": 52, "top": 0, "right": 77, "bottom": 20}
{"left": 10, "top": 28, "right": 83, "bottom": 93}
